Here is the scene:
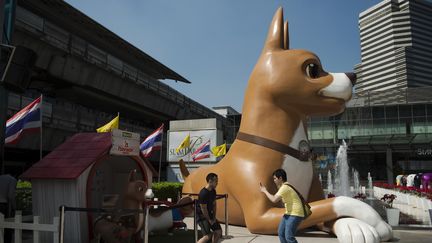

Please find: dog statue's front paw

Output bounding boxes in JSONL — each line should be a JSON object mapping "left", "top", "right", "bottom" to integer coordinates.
{"left": 332, "top": 196, "right": 393, "bottom": 241}
{"left": 374, "top": 220, "right": 393, "bottom": 241}
{"left": 334, "top": 218, "right": 380, "bottom": 243}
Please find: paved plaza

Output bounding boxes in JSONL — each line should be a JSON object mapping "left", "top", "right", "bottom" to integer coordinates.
{"left": 182, "top": 218, "right": 432, "bottom": 243}
{"left": 179, "top": 197, "right": 432, "bottom": 242}
{"left": 181, "top": 218, "right": 432, "bottom": 243}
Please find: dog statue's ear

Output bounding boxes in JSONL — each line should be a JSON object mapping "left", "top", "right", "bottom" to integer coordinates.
{"left": 263, "top": 7, "right": 284, "bottom": 53}
{"left": 284, "top": 21, "right": 290, "bottom": 50}
{"left": 128, "top": 169, "right": 136, "bottom": 182}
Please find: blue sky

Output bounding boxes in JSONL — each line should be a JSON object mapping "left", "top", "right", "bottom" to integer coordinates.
{"left": 65, "top": 0, "right": 381, "bottom": 112}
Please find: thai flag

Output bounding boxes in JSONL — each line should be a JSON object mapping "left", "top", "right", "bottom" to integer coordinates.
{"left": 191, "top": 140, "right": 211, "bottom": 161}
{"left": 5, "top": 96, "right": 42, "bottom": 144}
{"left": 140, "top": 124, "right": 164, "bottom": 158}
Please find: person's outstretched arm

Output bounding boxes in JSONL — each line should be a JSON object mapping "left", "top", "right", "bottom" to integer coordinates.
{"left": 260, "top": 183, "right": 281, "bottom": 203}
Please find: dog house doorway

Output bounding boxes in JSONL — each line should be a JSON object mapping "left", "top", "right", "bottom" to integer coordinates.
{"left": 86, "top": 155, "right": 148, "bottom": 238}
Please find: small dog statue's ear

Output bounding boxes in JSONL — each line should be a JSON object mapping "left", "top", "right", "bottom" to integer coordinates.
{"left": 284, "top": 21, "right": 290, "bottom": 50}
{"left": 263, "top": 7, "right": 284, "bottom": 53}
{"left": 128, "top": 169, "right": 136, "bottom": 182}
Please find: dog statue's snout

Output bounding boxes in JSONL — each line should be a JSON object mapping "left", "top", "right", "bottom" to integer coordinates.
{"left": 345, "top": 72, "right": 356, "bottom": 85}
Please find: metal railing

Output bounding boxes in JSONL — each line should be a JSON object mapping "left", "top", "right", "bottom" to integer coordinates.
{"left": 15, "top": 6, "right": 224, "bottom": 121}
{"left": 181, "top": 193, "right": 229, "bottom": 241}
{"left": 58, "top": 194, "right": 229, "bottom": 243}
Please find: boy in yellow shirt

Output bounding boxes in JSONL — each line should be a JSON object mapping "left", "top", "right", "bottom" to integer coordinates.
{"left": 260, "top": 169, "right": 304, "bottom": 243}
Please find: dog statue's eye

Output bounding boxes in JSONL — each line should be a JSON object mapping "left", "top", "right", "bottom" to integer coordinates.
{"left": 138, "top": 187, "right": 143, "bottom": 191}
{"left": 305, "top": 63, "right": 320, "bottom": 79}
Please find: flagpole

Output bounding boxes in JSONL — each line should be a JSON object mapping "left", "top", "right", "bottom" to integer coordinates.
{"left": 187, "top": 133, "right": 191, "bottom": 166}
{"left": 158, "top": 126, "right": 164, "bottom": 182}
{"left": 117, "top": 112, "right": 120, "bottom": 130}
{"left": 39, "top": 94, "right": 43, "bottom": 160}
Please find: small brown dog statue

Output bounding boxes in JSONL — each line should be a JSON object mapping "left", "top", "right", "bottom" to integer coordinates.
{"left": 94, "top": 170, "right": 152, "bottom": 243}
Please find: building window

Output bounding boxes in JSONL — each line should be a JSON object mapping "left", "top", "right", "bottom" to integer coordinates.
{"left": 372, "top": 107, "right": 385, "bottom": 119}
{"left": 385, "top": 105, "right": 398, "bottom": 118}
{"left": 399, "top": 105, "right": 412, "bottom": 118}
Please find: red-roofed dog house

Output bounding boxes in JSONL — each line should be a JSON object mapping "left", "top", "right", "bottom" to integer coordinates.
{"left": 21, "top": 132, "right": 157, "bottom": 243}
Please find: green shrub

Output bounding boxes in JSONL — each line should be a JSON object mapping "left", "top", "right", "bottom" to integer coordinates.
{"left": 151, "top": 182, "right": 183, "bottom": 202}
{"left": 16, "top": 180, "right": 32, "bottom": 214}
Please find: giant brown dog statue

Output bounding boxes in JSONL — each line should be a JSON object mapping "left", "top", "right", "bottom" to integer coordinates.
{"left": 181, "top": 7, "right": 393, "bottom": 243}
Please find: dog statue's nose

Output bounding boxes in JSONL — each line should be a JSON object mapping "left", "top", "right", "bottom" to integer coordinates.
{"left": 345, "top": 72, "right": 356, "bottom": 85}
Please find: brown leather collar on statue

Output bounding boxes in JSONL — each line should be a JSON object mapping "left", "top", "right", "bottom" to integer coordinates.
{"left": 236, "top": 132, "right": 311, "bottom": 162}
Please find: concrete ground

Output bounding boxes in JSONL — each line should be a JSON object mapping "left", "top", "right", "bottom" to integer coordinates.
{"left": 183, "top": 218, "right": 432, "bottom": 243}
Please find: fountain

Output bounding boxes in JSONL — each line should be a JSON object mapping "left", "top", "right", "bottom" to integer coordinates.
{"left": 327, "top": 170, "right": 333, "bottom": 195}
{"left": 325, "top": 141, "right": 372, "bottom": 198}
{"left": 334, "top": 140, "right": 350, "bottom": 196}
{"left": 367, "top": 172, "right": 374, "bottom": 199}
{"left": 353, "top": 169, "right": 360, "bottom": 194}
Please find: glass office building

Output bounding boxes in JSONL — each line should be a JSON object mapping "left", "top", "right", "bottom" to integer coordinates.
{"left": 355, "top": 0, "right": 432, "bottom": 104}
{"left": 308, "top": 87, "right": 432, "bottom": 182}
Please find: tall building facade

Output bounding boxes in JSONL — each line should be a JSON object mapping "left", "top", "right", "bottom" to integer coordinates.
{"left": 355, "top": 0, "right": 432, "bottom": 104}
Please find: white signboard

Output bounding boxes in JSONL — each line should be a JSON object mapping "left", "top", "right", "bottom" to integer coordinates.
{"left": 110, "top": 129, "right": 140, "bottom": 156}
{"left": 168, "top": 164, "right": 204, "bottom": 182}
{"left": 168, "top": 130, "right": 217, "bottom": 162}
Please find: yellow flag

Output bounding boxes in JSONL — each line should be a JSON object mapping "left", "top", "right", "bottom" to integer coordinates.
{"left": 175, "top": 134, "right": 190, "bottom": 153}
{"left": 211, "top": 143, "right": 226, "bottom": 157}
{"left": 96, "top": 114, "right": 119, "bottom": 133}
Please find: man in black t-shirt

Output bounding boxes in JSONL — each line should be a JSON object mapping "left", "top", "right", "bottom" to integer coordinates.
{"left": 197, "top": 173, "right": 222, "bottom": 243}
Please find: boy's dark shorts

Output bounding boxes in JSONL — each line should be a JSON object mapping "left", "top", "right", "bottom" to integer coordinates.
{"left": 198, "top": 219, "right": 222, "bottom": 235}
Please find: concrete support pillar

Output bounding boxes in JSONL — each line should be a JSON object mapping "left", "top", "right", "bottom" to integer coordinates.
{"left": 386, "top": 148, "right": 393, "bottom": 184}
{"left": 0, "top": 87, "right": 7, "bottom": 174}
{"left": 0, "top": 0, "right": 6, "bottom": 174}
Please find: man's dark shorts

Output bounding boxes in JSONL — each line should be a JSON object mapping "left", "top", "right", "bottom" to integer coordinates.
{"left": 198, "top": 219, "right": 222, "bottom": 236}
